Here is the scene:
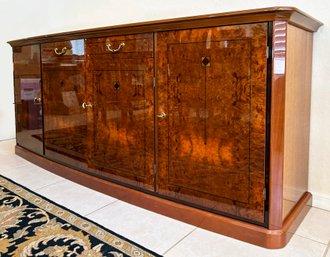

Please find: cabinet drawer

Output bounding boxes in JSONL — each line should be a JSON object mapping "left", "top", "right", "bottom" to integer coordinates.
{"left": 86, "top": 34, "right": 153, "bottom": 57}
{"left": 42, "top": 40, "right": 86, "bottom": 64}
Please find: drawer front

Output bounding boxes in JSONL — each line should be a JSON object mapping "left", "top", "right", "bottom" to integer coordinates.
{"left": 42, "top": 39, "right": 86, "bottom": 65}
{"left": 86, "top": 34, "right": 153, "bottom": 58}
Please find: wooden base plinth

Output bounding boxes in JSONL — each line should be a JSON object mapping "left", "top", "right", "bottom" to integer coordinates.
{"left": 15, "top": 146, "right": 311, "bottom": 249}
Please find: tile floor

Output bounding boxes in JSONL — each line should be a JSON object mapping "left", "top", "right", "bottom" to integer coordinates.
{"left": 0, "top": 139, "right": 329, "bottom": 257}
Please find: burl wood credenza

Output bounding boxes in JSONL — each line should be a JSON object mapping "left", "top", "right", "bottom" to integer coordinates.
{"left": 8, "top": 7, "right": 322, "bottom": 248}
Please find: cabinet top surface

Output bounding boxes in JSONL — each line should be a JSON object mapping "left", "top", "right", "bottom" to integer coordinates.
{"left": 8, "top": 6, "right": 323, "bottom": 47}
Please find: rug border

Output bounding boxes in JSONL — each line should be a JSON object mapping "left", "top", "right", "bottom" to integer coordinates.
{"left": 0, "top": 174, "right": 163, "bottom": 257}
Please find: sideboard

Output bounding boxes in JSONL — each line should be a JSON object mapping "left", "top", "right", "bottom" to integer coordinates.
{"left": 8, "top": 7, "right": 322, "bottom": 248}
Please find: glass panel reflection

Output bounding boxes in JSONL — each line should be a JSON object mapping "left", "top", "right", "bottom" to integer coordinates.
{"left": 71, "top": 39, "right": 85, "bottom": 56}
{"left": 13, "top": 45, "right": 43, "bottom": 155}
{"left": 42, "top": 40, "right": 88, "bottom": 170}
{"left": 156, "top": 23, "right": 268, "bottom": 223}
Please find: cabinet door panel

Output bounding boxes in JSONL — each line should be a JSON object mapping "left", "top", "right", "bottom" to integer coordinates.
{"left": 167, "top": 40, "right": 251, "bottom": 202}
{"left": 92, "top": 70, "right": 152, "bottom": 177}
{"left": 86, "top": 34, "right": 154, "bottom": 190}
{"left": 13, "top": 45, "right": 43, "bottom": 155}
{"left": 157, "top": 24, "right": 268, "bottom": 223}
{"left": 42, "top": 40, "right": 89, "bottom": 170}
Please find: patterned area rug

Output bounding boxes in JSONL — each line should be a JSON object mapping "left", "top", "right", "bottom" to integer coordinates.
{"left": 0, "top": 175, "right": 162, "bottom": 257}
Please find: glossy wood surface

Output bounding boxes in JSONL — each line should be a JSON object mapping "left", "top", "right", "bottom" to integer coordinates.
{"left": 41, "top": 36, "right": 155, "bottom": 189}
{"left": 10, "top": 6, "right": 321, "bottom": 248}
{"left": 13, "top": 45, "right": 43, "bottom": 155}
{"left": 85, "top": 34, "right": 154, "bottom": 189}
{"left": 8, "top": 7, "right": 322, "bottom": 47}
{"left": 268, "top": 21, "right": 314, "bottom": 229}
{"left": 156, "top": 23, "right": 268, "bottom": 223}
{"left": 269, "top": 21, "right": 287, "bottom": 229}
{"left": 282, "top": 25, "right": 313, "bottom": 219}
{"left": 15, "top": 145, "right": 312, "bottom": 249}
{"left": 42, "top": 39, "right": 89, "bottom": 170}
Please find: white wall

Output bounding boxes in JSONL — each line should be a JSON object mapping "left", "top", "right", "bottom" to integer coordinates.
{"left": 0, "top": 0, "right": 329, "bottom": 210}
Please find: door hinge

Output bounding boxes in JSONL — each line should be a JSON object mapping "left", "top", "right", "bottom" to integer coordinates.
{"left": 153, "top": 77, "right": 156, "bottom": 88}
{"left": 263, "top": 188, "right": 267, "bottom": 200}
{"left": 266, "top": 46, "right": 272, "bottom": 59}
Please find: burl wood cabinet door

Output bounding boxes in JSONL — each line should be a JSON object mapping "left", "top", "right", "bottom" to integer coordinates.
{"left": 13, "top": 45, "right": 43, "bottom": 155}
{"left": 42, "top": 40, "right": 90, "bottom": 170}
{"left": 156, "top": 24, "right": 268, "bottom": 223}
{"left": 85, "top": 34, "right": 154, "bottom": 190}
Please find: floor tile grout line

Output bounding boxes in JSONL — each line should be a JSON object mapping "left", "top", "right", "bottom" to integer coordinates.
{"left": 34, "top": 179, "right": 67, "bottom": 191}
{"left": 2, "top": 140, "right": 329, "bottom": 255}
{"left": 322, "top": 241, "right": 330, "bottom": 257}
{"left": 0, "top": 163, "right": 32, "bottom": 172}
{"left": 161, "top": 231, "right": 329, "bottom": 257}
{"left": 293, "top": 234, "right": 329, "bottom": 246}
{"left": 84, "top": 199, "right": 120, "bottom": 217}
{"left": 311, "top": 206, "right": 330, "bottom": 213}
{"left": 161, "top": 226, "right": 198, "bottom": 256}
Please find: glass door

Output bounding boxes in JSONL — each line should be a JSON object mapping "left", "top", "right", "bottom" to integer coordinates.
{"left": 13, "top": 45, "right": 43, "bottom": 155}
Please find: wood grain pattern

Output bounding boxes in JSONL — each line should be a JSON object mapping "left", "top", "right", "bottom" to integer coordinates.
{"left": 85, "top": 34, "right": 154, "bottom": 190}
{"left": 41, "top": 35, "right": 155, "bottom": 189}
{"left": 10, "top": 7, "right": 321, "bottom": 248}
{"left": 282, "top": 25, "right": 313, "bottom": 219}
{"left": 42, "top": 40, "right": 89, "bottom": 170}
{"left": 269, "top": 21, "right": 287, "bottom": 230}
{"left": 8, "top": 7, "right": 322, "bottom": 47}
{"left": 268, "top": 21, "right": 313, "bottom": 229}
{"left": 13, "top": 45, "right": 43, "bottom": 155}
{"left": 156, "top": 23, "right": 268, "bottom": 223}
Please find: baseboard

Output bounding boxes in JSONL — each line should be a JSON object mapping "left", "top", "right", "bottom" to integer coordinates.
{"left": 312, "top": 192, "right": 330, "bottom": 211}
{"left": 0, "top": 137, "right": 15, "bottom": 142}
{"left": 284, "top": 186, "right": 305, "bottom": 202}
{"left": 15, "top": 145, "right": 312, "bottom": 249}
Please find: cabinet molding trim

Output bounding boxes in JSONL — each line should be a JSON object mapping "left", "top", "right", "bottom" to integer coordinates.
{"left": 8, "top": 7, "right": 322, "bottom": 47}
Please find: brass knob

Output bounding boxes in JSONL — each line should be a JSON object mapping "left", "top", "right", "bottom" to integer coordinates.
{"left": 33, "top": 97, "right": 41, "bottom": 103}
{"left": 82, "top": 102, "right": 93, "bottom": 109}
{"left": 157, "top": 112, "right": 167, "bottom": 119}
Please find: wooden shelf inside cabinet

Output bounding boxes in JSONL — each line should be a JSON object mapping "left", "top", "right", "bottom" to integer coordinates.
{"left": 9, "top": 7, "right": 322, "bottom": 249}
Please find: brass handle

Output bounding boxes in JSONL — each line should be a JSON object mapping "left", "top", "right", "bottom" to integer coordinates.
{"left": 106, "top": 42, "right": 125, "bottom": 53}
{"left": 157, "top": 112, "right": 167, "bottom": 119}
{"left": 54, "top": 47, "right": 67, "bottom": 56}
{"left": 82, "top": 102, "right": 93, "bottom": 109}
